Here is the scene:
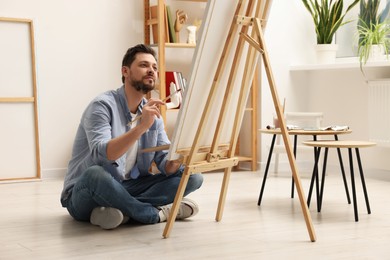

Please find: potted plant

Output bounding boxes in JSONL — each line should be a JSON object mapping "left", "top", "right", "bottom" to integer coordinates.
{"left": 357, "top": 20, "right": 390, "bottom": 64}
{"left": 356, "top": 0, "right": 390, "bottom": 65}
{"left": 302, "top": 0, "right": 360, "bottom": 63}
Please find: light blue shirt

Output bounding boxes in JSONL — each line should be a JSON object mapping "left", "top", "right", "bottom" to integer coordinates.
{"left": 61, "top": 85, "right": 174, "bottom": 202}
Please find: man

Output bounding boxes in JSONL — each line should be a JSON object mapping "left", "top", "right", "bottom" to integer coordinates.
{"left": 60, "top": 44, "right": 203, "bottom": 230}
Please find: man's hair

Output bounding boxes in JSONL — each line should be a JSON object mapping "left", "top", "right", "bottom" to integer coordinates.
{"left": 121, "top": 44, "right": 157, "bottom": 83}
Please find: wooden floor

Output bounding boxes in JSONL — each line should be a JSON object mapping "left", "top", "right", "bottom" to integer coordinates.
{"left": 1, "top": 169, "right": 389, "bottom": 259}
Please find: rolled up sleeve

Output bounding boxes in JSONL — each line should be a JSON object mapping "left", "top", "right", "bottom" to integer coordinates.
{"left": 83, "top": 100, "right": 115, "bottom": 166}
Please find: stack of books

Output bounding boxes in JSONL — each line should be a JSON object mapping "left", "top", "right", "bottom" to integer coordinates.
{"left": 165, "top": 71, "right": 187, "bottom": 108}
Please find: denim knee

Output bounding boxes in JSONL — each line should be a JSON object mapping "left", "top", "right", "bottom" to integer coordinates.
{"left": 84, "top": 165, "right": 106, "bottom": 176}
{"left": 188, "top": 173, "right": 203, "bottom": 191}
{"left": 81, "top": 165, "right": 110, "bottom": 183}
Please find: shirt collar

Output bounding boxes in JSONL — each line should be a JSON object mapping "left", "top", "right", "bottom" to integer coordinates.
{"left": 118, "top": 85, "right": 147, "bottom": 122}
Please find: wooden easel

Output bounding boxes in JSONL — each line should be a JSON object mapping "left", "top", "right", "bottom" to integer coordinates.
{"left": 162, "top": 0, "right": 316, "bottom": 242}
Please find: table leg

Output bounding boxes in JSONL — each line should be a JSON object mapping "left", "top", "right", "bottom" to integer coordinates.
{"left": 348, "top": 148, "right": 359, "bottom": 222}
{"left": 312, "top": 135, "right": 320, "bottom": 210}
{"left": 334, "top": 135, "right": 351, "bottom": 204}
{"left": 318, "top": 148, "right": 329, "bottom": 212}
{"left": 291, "top": 134, "right": 317, "bottom": 200}
{"left": 307, "top": 146, "right": 321, "bottom": 207}
{"left": 291, "top": 135, "right": 298, "bottom": 198}
{"left": 355, "top": 148, "right": 371, "bottom": 214}
{"left": 258, "top": 134, "right": 277, "bottom": 206}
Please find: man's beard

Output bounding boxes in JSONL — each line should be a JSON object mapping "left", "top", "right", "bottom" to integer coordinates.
{"left": 131, "top": 78, "right": 155, "bottom": 94}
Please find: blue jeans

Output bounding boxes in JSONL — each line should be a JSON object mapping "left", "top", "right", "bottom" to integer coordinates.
{"left": 64, "top": 165, "right": 203, "bottom": 224}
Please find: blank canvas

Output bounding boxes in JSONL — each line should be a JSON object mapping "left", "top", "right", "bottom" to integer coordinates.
{"left": 168, "top": 0, "right": 258, "bottom": 160}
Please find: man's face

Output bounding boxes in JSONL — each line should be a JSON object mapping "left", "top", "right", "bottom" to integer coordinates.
{"left": 126, "top": 53, "right": 158, "bottom": 94}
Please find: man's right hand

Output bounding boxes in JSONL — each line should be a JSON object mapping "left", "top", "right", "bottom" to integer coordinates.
{"left": 139, "top": 98, "right": 165, "bottom": 130}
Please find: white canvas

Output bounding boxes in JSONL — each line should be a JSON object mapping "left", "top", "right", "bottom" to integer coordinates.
{"left": 168, "top": 0, "right": 258, "bottom": 160}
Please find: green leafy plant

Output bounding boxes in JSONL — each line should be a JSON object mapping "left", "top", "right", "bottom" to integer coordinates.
{"left": 358, "top": 0, "right": 390, "bottom": 31}
{"left": 357, "top": 20, "right": 390, "bottom": 64}
{"left": 302, "top": 0, "right": 360, "bottom": 44}
{"left": 357, "top": 0, "right": 390, "bottom": 65}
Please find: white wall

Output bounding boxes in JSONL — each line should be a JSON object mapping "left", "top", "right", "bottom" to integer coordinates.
{"left": 1, "top": 0, "right": 144, "bottom": 177}
{"left": 1, "top": 0, "right": 389, "bottom": 179}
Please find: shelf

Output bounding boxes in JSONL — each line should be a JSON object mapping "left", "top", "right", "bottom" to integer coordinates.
{"left": 150, "top": 43, "right": 196, "bottom": 48}
{"left": 175, "top": 0, "right": 207, "bottom": 2}
{"left": 290, "top": 57, "right": 390, "bottom": 71}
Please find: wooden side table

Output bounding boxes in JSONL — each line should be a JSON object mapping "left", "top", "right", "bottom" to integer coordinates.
{"left": 303, "top": 140, "right": 376, "bottom": 221}
{"left": 258, "top": 129, "right": 352, "bottom": 206}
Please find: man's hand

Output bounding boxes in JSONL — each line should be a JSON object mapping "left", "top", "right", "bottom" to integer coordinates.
{"left": 165, "top": 159, "right": 183, "bottom": 175}
{"left": 139, "top": 98, "right": 164, "bottom": 130}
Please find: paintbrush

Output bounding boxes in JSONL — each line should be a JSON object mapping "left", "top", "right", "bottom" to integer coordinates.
{"left": 127, "top": 89, "right": 182, "bottom": 126}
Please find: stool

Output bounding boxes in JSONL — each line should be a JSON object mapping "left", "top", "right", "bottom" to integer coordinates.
{"left": 303, "top": 140, "right": 376, "bottom": 221}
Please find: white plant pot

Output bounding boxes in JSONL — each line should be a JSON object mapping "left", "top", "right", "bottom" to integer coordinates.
{"left": 315, "top": 44, "right": 338, "bottom": 64}
{"left": 368, "top": 44, "right": 385, "bottom": 62}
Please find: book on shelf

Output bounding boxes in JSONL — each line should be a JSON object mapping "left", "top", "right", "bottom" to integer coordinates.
{"left": 165, "top": 71, "right": 176, "bottom": 101}
{"left": 165, "top": 71, "right": 187, "bottom": 109}
{"left": 164, "top": 5, "right": 170, "bottom": 43}
{"left": 166, "top": 6, "right": 176, "bottom": 43}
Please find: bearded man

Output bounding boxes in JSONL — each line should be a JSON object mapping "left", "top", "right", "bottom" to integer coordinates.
{"left": 60, "top": 44, "right": 203, "bottom": 230}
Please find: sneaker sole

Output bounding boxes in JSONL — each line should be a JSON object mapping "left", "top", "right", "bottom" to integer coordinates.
{"left": 90, "top": 207, "right": 124, "bottom": 230}
{"left": 181, "top": 198, "right": 199, "bottom": 217}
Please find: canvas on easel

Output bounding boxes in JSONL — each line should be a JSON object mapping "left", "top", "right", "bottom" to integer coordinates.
{"left": 160, "top": 0, "right": 316, "bottom": 242}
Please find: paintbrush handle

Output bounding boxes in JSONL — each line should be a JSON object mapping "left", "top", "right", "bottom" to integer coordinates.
{"left": 127, "top": 89, "right": 182, "bottom": 126}
{"left": 161, "top": 88, "right": 182, "bottom": 102}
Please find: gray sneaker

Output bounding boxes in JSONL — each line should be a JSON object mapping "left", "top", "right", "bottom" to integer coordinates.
{"left": 158, "top": 198, "right": 199, "bottom": 222}
{"left": 90, "top": 207, "right": 124, "bottom": 230}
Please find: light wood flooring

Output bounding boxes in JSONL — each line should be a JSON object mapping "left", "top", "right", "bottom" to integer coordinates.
{"left": 0, "top": 169, "right": 389, "bottom": 259}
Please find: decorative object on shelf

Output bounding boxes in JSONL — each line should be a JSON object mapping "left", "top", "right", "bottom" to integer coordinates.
{"left": 193, "top": 18, "right": 202, "bottom": 30}
{"left": 186, "top": 25, "right": 197, "bottom": 44}
{"left": 174, "top": 9, "right": 188, "bottom": 43}
{"left": 302, "top": 0, "right": 360, "bottom": 64}
{"left": 185, "top": 19, "right": 202, "bottom": 45}
{"left": 356, "top": 0, "right": 390, "bottom": 66}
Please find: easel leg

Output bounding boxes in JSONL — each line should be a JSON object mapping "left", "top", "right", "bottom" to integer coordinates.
{"left": 162, "top": 167, "right": 191, "bottom": 238}
{"left": 252, "top": 18, "right": 316, "bottom": 242}
{"left": 216, "top": 167, "right": 232, "bottom": 221}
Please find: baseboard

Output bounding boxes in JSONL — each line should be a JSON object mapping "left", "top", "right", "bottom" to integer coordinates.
{"left": 41, "top": 168, "right": 67, "bottom": 179}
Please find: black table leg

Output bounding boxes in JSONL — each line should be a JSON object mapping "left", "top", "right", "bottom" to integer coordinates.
{"left": 335, "top": 135, "right": 351, "bottom": 204}
{"left": 318, "top": 148, "right": 329, "bottom": 212}
{"left": 348, "top": 148, "right": 359, "bottom": 222}
{"left": 355, "top": 148, "right": 371, "bottom": 214}
{"left": 258, "top": 134, "right": 277, "bottom": 206}
{"left": 312, "top": 135, "right": 319, "bottom": 208}
{"left": 307, "top": 146, "right": 321, "bottom": 207}
{"left": 291, "top": 135, "right": 298, "bottom": 198}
